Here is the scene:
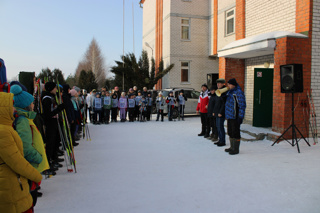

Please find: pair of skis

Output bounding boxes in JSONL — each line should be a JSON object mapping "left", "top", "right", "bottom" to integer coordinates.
{"left": 307, "top": 90, "right": 318, "bottom": 145}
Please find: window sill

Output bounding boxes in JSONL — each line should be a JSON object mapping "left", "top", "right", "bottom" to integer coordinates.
{"left": 225, "top": 32, "right": 235, "bottom": 37}
{"left": 181, "top": 82, "right": 191, "bottom": 85}
{"left": 181, "top": 39, "right": 191, "bottom": 42}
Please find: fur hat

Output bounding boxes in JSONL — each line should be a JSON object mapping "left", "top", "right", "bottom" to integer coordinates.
{"left": 70, "top": 89, "right": 77, "bottom": 97}
{"left": 201, "top": 84, "right": 208, "bottom": 89}
{"left": 45, "top": 82, "right": 56, "bottom": 92}
{"left": 210, "top": 85, "right": 218, "bottom": 91}
{"left": 10, "top": 85, "right": 34, "bottom": 109}
{"left": 216, "top": 78, "right": 226, "bottom": 83}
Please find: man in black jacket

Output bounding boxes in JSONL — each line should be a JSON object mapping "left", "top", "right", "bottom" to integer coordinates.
{"left": 41, "top": 82, "right": 65, "bottom": 171}
{"left": 62, "top": 84, "right": 78, "bottom": 147}
{"left": 206, "top": 85, "right": 218, "bottom": 139}
{"left": 213, "top": 78, "right": 227, "bottom": 146}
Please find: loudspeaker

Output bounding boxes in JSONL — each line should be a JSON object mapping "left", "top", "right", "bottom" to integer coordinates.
{"left": 280, "top": 64, "right": 303, "bottom": 93}
{"left": 19, "top": 71, "right": 35, "bottom": 95}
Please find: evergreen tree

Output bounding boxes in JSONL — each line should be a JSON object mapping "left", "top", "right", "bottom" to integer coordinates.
{"left": 66, "top": 74, "right": 77, "bottom": 88}
{"left": 37, "top": 68, "right": 53, "bottom": 82}
{"left": 52, "top": 68, "right": 66, "bottom": 85}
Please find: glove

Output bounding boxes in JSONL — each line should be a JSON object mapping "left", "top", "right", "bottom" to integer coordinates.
{"left": 237, "top": 117, "right": 243, "bottom": 125}
{"left": 57, "top": 103, "right": 65, "bottom": 111}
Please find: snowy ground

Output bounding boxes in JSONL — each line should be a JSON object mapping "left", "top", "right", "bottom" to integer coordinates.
{"left": 35, "top": 116, "right": 320, "bottom": 213}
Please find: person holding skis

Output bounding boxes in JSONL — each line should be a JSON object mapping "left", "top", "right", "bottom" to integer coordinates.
{"left": 42, "top": 82, "right": 66, "bottom": 171}
{"left": 166, "top": 91, "right": 176, "bottom": 121}
{"left": 177, "top": 89, "right": 187, "bottom": 121}
{"left": 156, "top": 92, "right": 165, "bottom": 122}
{"left": 225, "top": 78, "right": 246, "bottom": 155}
{"left": 196, "top": 84, "right": 210, "bottom": 136}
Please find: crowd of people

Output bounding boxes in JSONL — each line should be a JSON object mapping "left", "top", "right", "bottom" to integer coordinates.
{"left": 196, "top": 78, "right": 246, "bottom": 155}
{"left": 0, "top": 57, "right": 246, "bottom": 213}
{"left": 84, "top": 86, "right": 188, "bottom": 123}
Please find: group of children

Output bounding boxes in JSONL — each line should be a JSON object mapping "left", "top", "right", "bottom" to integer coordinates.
{"left": 88, "top": 89, "right": 188, "bottom": 123}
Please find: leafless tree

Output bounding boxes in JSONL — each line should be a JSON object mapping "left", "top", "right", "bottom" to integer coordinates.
{"left": 75, "top": 38, "right": 107, "bottom": 88}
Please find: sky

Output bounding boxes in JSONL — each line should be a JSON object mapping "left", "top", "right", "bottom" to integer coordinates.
{"left": 0, "top": 0, "right": 143, "bottom": 81}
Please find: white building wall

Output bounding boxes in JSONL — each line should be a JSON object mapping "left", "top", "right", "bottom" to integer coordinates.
{"left": 162, "top": 0, "right": 219, "bottom": 90}
{"left": 217, "top": 0, "right": 236, "bottom": 51}
{"left": 245, "top": 0, "right": 296, "bottom": 37}
{"left": 142, "top": 0, "right": 156, "bottom": 62}
{"left": 244, "top": 55, "right": 274, "bottom": 124}
{"left": 311, "top": 0, "right": 320, "bottom": 136}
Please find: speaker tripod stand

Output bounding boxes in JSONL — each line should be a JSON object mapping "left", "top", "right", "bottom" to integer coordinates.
{"left": 272, "top": 92, "right": 310, "bottom": 153}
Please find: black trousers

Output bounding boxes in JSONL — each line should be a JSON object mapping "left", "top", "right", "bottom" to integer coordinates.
{"left": 111, "top": 108, "right": 118, "bottom": 121}
{"left": 200, "top": 113, "right": 209, "bottom": 133}
{"left": 104, "top": 109, "right": 110, "bottom": 122}
{"left": 135, "top": 106, "right": 140, "bottom": 120}
{"left": 146, "top": 106, "right": 152, "bottom": 120}
{"left": 156, "top": 109, "right": 164, "bottom": 121}
{"left": 45, "top": 124, "right": 59, "bottom": 162}
{"left": 227, "top": 119, "right": 241, "bottom": 139}
{"left": 208, "top": 116, "right": 218, "bottom": 136}
{"left": 128, "top": 108, "right": 135, "bottom": 121}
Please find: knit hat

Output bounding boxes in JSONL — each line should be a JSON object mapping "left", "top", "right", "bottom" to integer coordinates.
{"left": 201, "top": 84, "right": 208, "bottom": 89}
{"left": 216, "top": 78, "right": 226, "bottom": 83}
{"left": 10, "top": 81, "right": 28, "bottom": 92}
{"left": 45, "top": 82, "right": 56, "bottom": 92}
{"left": 227, "top": 78, "right": 238, "bottom": 86}
{"left": 10, "top": 84, "right": 34, "bottom": 109}
{"left": 70, "top": 89, "right": 77, "bottom": 97}
{"left": 210, "top": 85, "right": 218, "bottom": 91}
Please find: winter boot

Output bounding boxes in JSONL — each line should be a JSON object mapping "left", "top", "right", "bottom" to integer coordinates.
{"left": 225, "top": 138, "right": 234, "bottom": 152}
{"left": 211, "top": 134, "right": 219, "bottom": 142}
{"left": 229, "top": 139, "right": 240, "bottom": 155}
{"left": 198, "top": 126, "right": 206, "bottom": 136}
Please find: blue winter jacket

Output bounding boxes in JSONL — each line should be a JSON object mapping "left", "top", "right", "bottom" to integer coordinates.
{"left": 0, "top": 58, "right": 7, "bottom": 84}
{"left": 225, "top": 85, "right": 246, "bottom": 120}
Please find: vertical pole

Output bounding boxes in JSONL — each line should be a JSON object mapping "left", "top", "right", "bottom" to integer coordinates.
{"left": 132, "top": 1, "right": 135, "bottom": 54}
{"left": 123, "top": 0, "right": 125, "bottom": 91}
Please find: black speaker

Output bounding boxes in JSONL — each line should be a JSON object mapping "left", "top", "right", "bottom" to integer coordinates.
{"left": 19, "top": 71, "right": 35, "bottom": 95}
{"left": 280, "top": 64, "right": 303, "bottom": 93}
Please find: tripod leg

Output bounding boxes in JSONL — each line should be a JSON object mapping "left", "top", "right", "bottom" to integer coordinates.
{"left": 272, "top": 125, "right": 293, "bottom": 146}
{"left": 294, "top": 125, "right": 311, "bottom": 146}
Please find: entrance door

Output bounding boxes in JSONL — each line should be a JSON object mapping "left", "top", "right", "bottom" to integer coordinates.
{"left": 253, "top": 68, "right": 274, "bottom": 127}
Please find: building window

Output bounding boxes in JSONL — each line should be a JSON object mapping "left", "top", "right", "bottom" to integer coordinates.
{"left": 181, "top": 62, "right": 189, "bottom": 82}
{"left": 181, "top": 18, "right": 190, "bottom": 40}
{"left": 225, "top": 8, "right": 235, "bottom": 36}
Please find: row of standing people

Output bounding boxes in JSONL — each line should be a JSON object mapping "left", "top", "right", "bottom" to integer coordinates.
{"left": 196, "top": 78, "right": 246, "bottom": 155}
{"left": 85, "top": 88, "right": 188, "bottom": 123}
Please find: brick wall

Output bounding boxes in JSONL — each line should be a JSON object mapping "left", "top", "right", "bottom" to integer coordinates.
{"left": 219, "top": 57, "right": 245, "bottom": 89}
{"left": 245, "top": 0, "right": 296, "bottom": 37}
{"left": 311, "top": 0, "right": 320, "bottom": 137}
{"left": 245, "top": 55, "right": 275, "bottom": 124}
{"left": 273, "top": 36, "right": 311, "bottom": 137}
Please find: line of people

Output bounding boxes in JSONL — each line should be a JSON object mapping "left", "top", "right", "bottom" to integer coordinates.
{"left": 196, "top": 78, "right": 246, "bottom": 155}
{"left": 84, "top": 87, "right": 188, "bottom": 123}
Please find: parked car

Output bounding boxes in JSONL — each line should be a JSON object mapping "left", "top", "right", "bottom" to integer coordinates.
{"left": 160, "top": 88, "right": 200, "bottom": 119}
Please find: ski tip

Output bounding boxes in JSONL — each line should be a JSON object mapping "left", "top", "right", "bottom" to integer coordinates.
{"left": 68, "top": 169, "right": 74, "bottom": 172}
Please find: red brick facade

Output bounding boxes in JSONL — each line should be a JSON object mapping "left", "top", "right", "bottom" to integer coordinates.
{"left": 235, "top": 0, "right": 246, "bottom": 40}
{"left": 219, "top": 58, "right": 245, "bottom": 90}
{"left": 273, "top": 37, "right": 312, "bottom": 136}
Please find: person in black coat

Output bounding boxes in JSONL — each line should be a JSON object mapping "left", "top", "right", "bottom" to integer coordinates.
{"left": 41, "top": 82, "right": 65, "bottom": 170}
{"left": 206, "top": 85, "right": 218, "bottom": 139}
{"left": 214, "top": 79, "right": 227, "bottom": 146}
{"left": 62, "top": 84, "right": 78, "bottom": 146}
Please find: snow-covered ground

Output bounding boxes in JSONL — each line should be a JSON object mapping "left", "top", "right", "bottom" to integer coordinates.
{"left": 35, "top": 116, "right": 320, "bottom": 213}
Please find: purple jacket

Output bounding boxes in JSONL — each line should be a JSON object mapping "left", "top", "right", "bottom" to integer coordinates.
{"left": 118, "top": 97, "right": 128, "bottom": 109}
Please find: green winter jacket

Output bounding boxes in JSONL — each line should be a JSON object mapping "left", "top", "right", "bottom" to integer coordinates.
{"left": 15, "top": 108, "right": 42, "bottom": 165}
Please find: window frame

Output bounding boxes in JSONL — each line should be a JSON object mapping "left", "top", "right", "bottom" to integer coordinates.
{"left": 181, "top": 18, "right": 191, "bottom": 41}
{"left": 180, "top": 61, "right": 190, "bottom": 83}
{"left": 225, "top": 8, "right": 235, "bottom": 36}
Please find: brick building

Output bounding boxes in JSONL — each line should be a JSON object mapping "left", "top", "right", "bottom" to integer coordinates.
{"left": 140, "top": 0, "right": 320, "bottom": 137}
